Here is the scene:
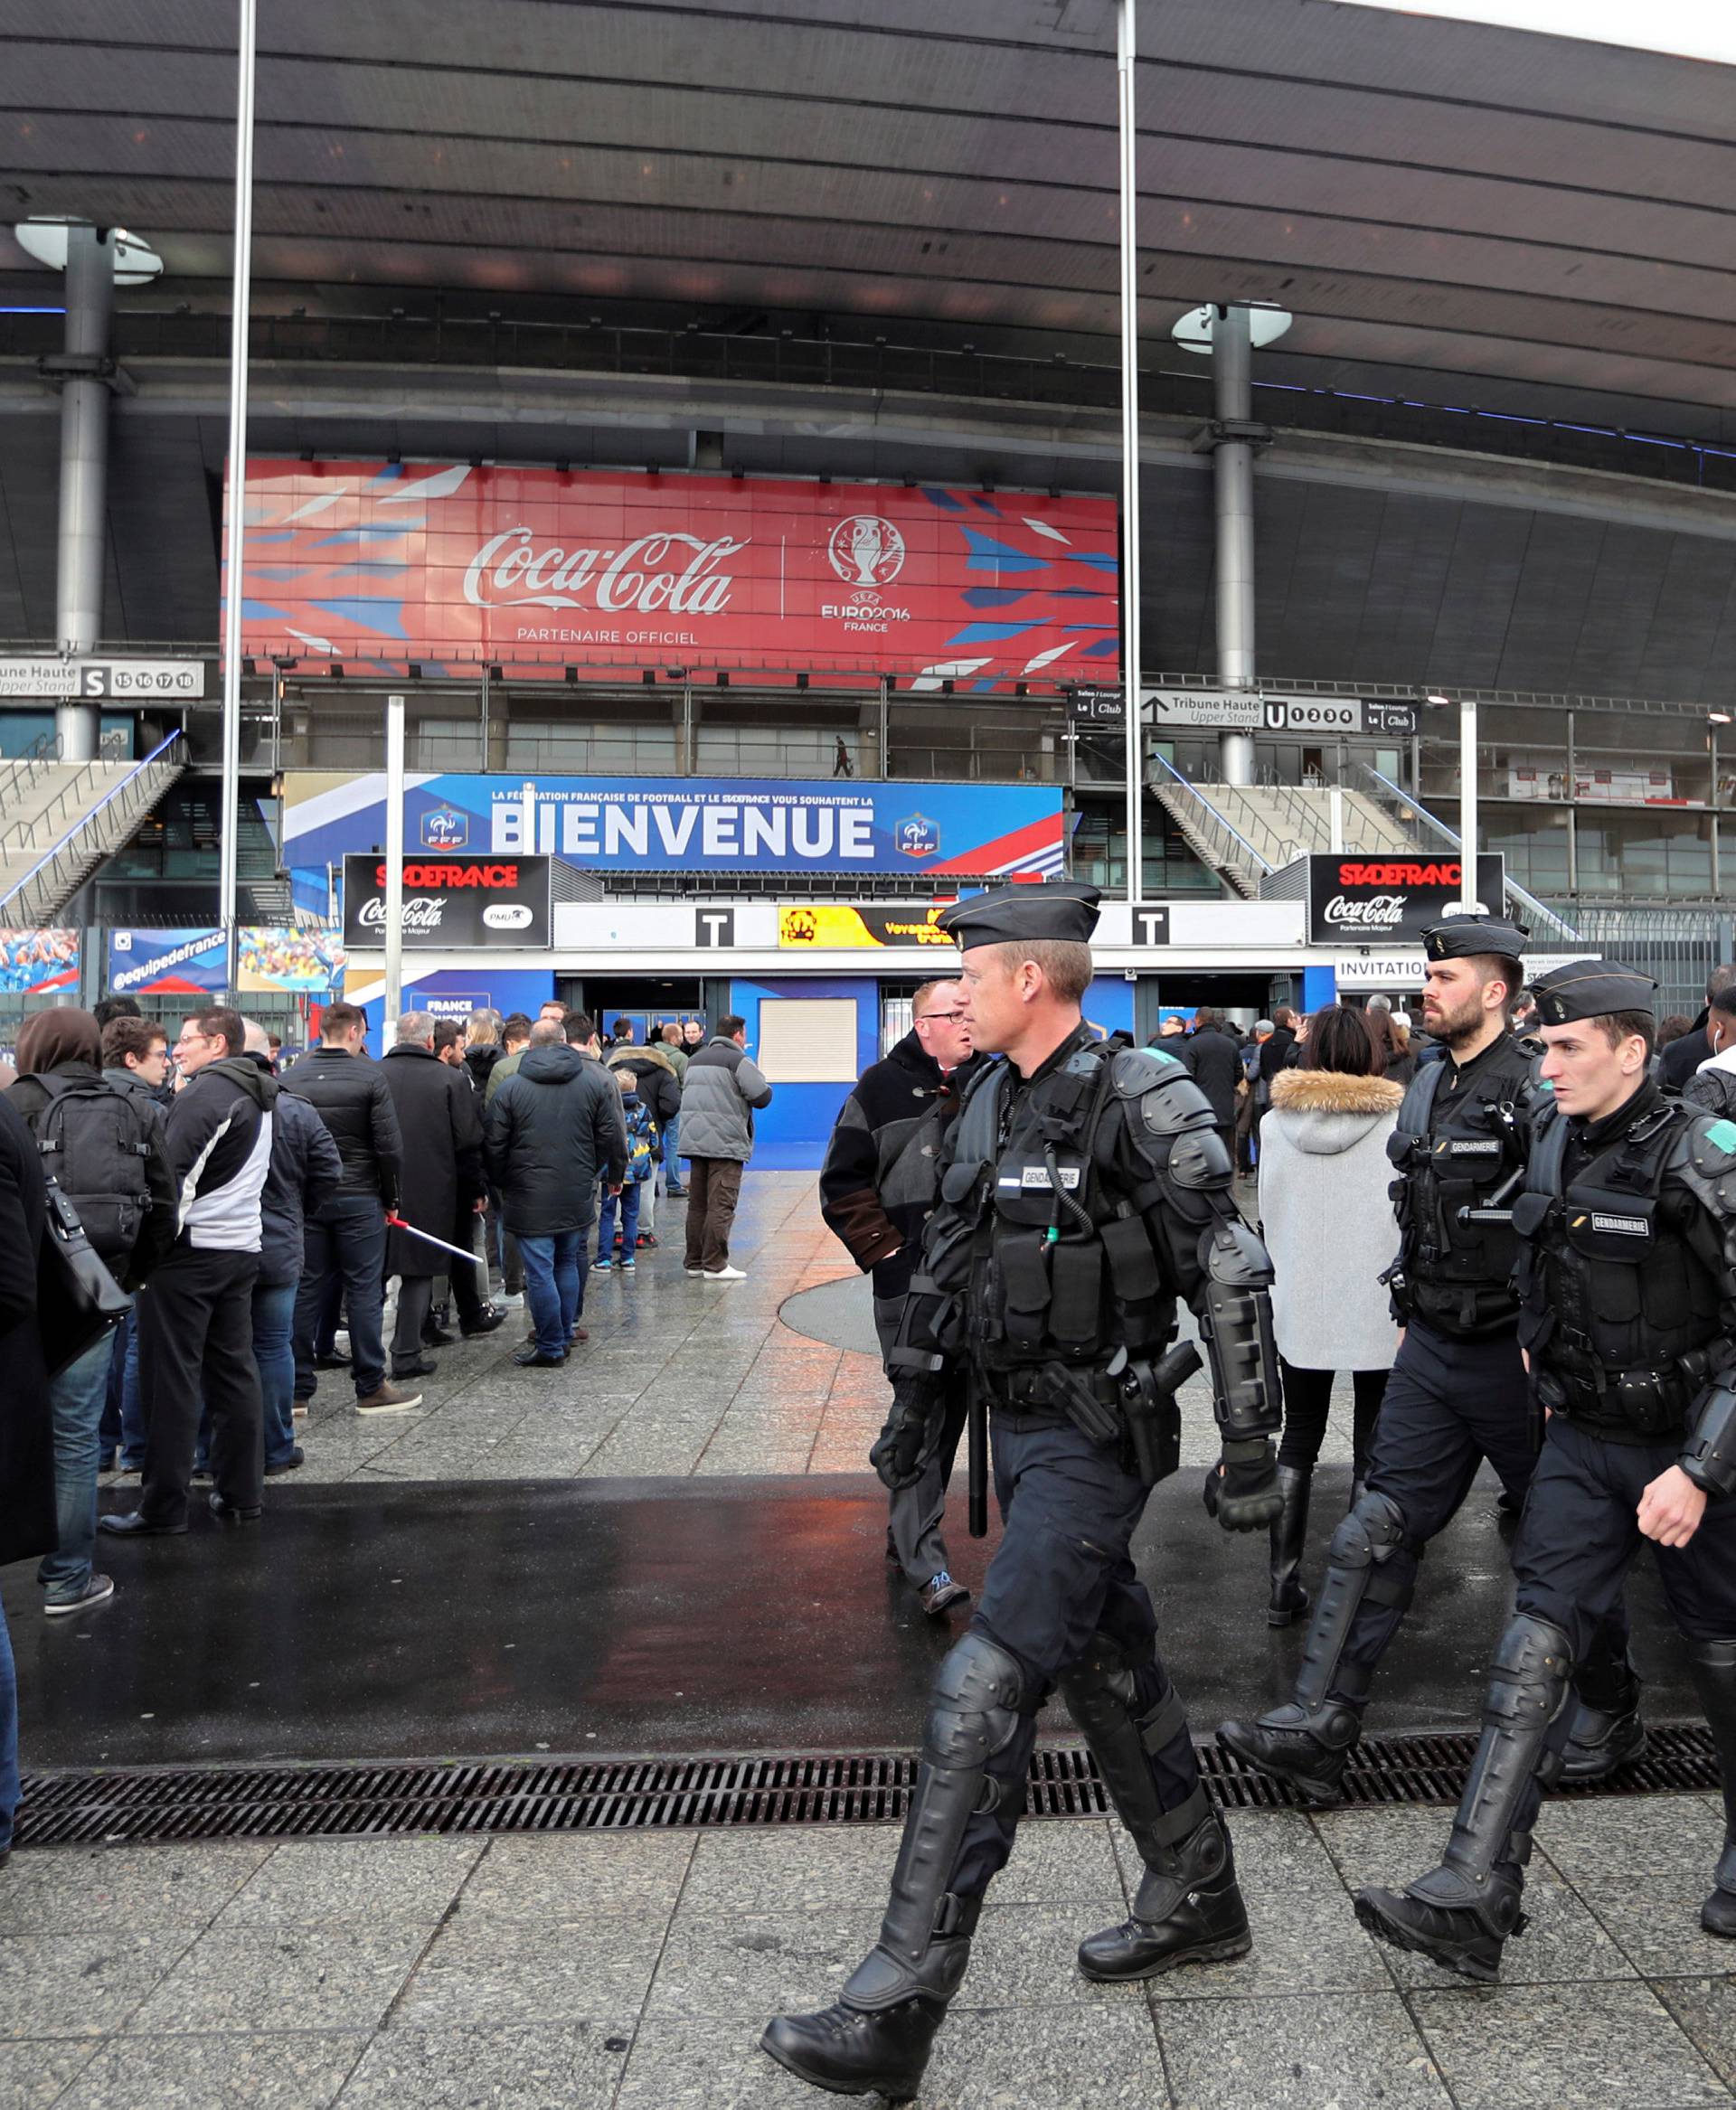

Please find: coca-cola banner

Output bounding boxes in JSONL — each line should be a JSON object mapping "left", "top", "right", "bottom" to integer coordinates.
{"left": 341, "top": 853, "right": 552, "bottom": 949}
{"left": 1306, "top": 853, "right": 1506, "bottom": 946}
{"left": 228, "top": 460, "right": 1118, "bottom": 685}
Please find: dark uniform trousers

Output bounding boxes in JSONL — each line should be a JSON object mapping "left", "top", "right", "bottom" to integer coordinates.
{"left": 1506, "top": 1417, "right": 1736, "bottom": 1839}
{"left": 140, "top": 1244, "right": 264, "bottom": 1527}
{"left": 1327, "top": 1319, "right": 1630, "bottom": 1712}
{"left": 948, "top": 1416, "right": 1199, "bottom": 1900}
{"left": 873, "top": 1295, "right": 967, "bottom": 1589}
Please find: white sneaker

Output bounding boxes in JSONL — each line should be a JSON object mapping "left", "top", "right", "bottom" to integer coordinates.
{"left": 703, "top": 1266, "right": 747, "bottom": 1281}
{"left": 500, "top": 1292, "right": 524, "bottom": 1309}
{"left": 684, "top": 1267, "right": 703, "bottom": 1277}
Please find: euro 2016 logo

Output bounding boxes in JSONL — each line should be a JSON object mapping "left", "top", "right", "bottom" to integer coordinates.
{"left": 827, "top": 516, "right": 907, "bottom": 589}
{"left": 420, "top": 806, "right": 469, "bottom": 850}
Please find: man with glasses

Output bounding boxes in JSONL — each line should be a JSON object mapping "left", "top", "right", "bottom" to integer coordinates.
{"left": 820, "top": 979, "right": 985, "bottom": 1615}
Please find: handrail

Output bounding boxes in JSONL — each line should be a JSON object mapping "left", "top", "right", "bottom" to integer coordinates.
{"left": 0, "top": 754, "right": 117, "bottom": 851}
{"left": 1147, "top": 754, "right": 1273, "bottom": 875}
{"left": 1356, "top": 763, "right": 1580, "bottom": 942}
{"left": 1191, "top": 781, "right": 1304, "bottom": 871}
{"left": 0, "top": 733, "right": 186, "bottom": 923}
{"left": 0, "top": 731, "right": 62, "bottom": 815}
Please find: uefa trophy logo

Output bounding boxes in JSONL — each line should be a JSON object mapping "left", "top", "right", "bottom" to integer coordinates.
{"left": 827, "top": 516, "right": 907, "bottom": 589}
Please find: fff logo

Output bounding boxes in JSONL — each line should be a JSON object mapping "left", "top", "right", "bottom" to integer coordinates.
{"left": 419, "top": 806, "right": 469, "bottom": 850}
{"left": 895, "top": 814, "right": 939, "bottom": 859}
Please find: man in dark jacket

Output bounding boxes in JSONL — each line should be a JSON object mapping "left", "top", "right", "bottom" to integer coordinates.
{"left": 679, "top": 1016, "right": 774, "bottom": 1280}
{"left": 820, "top": 978, "right": 983, "bottom": 1615}
{"left": 280, "top": 1002, "right": 414, "bottom": 1415}
{"left": 99, "top": 1014, "right": 172, "bottom": 1474}
{"left": 1661, "top": 965, "right": 1736, "bottom": 1094}
{"left": 102, "top": 1007, "right": 277, "bottom": 1537}
{"left": 0, "top": 1089, "right": 54, "bottom": 1851}
{"left": 10, "top": 1010, "right": 176, "bottom": 1610}
{"left": 241, "top": 1020, "right": 341, "bottom": 1476}
{"left": 380, "top": 1012, "right": 489, "bottom": 1381}
{"left": 1178, "top": 1006, "right": 1243, "bottom": 1156}
{"left": 486, "top": 1017, "right": 627, "bottom": 1366}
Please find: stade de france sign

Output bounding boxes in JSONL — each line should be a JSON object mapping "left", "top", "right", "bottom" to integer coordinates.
{"left": 0, "top": 657, "right": 206, "bottom": 701}
{"left": 1144, "top": 689, "right": 1417, "bottom": 738}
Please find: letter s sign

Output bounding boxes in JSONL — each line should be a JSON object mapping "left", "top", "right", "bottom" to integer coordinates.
{"left": 78, "top": 666, "right": 108, "bottom": 697}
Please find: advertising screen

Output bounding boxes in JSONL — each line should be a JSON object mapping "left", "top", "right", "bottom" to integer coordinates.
{"left": 1305, "top": 855, "right": 1507, "bottom": 945}
{"left": 229, "top": 460, "right": 1118, "bottom": 687}
{"left": 0, "top": 930, "right": 80, "bottom": 995}
{"left": 107, "top": 928, "right": 346, "bottom": 997}
{"left": 341, "top": 853, "right": 553, "bottom": 948}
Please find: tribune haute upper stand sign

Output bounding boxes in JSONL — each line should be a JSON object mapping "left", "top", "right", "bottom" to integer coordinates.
{"left": 227, "top": 461, "right": 1118, "bottom": 689}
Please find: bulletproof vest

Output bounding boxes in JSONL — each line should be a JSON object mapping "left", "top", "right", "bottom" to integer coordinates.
{"left": 1512, "top": 1098, "right": 1722, "bottom": 1436}
{"left": 943, "top": 1040, "right": 1180, "bottom": 1378}
{"left": 1387, "top": 1040, "right": 1533, "bottom": 1338}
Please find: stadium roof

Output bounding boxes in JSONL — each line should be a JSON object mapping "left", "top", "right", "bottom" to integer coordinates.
{"left": 2, "top": 0, "right": 1732, "bottom": 438}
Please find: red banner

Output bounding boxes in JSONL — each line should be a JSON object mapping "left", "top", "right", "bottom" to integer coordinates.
{"left": 230, "top": 461, "right": 1118, "bottom": 689}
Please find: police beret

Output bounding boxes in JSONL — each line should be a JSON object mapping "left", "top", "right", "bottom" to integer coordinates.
{"left": 935, "top": 880, "right": 1101, "bottom": 949}
{"left": 1421, "top": 913, "right": 1530, "bottom": 962}
{"left": 1531, "top": 959, "right": 1656, "bottom": 1025}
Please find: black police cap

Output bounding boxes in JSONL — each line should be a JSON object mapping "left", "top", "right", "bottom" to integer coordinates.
{"left": 1421, "top": 912, "right": 1529, "bottom": 963}
{"left": 1531, "top": 959, "right": 1656, "bottom": 1026}
{"left": 935, "top": 880, "right": 1101, "bottom": 949}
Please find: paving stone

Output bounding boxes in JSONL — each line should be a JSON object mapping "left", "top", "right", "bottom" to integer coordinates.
{"left": 1158, "top": 1989, "right": 1452, "bottom": 2110}
{"left": 1655, "top": 1975, "right": 1736, "bottom": 2088}
{"left": 458, "top": 1833, "right": 693, "bottom": 1922}
{"left": 335, "top": 2021, "right": 631, "bottom": 2109}
{"left": 219, "top": 1838, "right": 484, "bottom": 1926}
{"left": 1536, "top": 1799, "right": 1736, "bottom": 1976}
{"left": 392, "top": 1916, "right": 665, "bottom": 2028}
{"left": 1111, "top": 1809, "right": 1335, "bottom": 1895}
{"left": 1136, "top": 1880, "right": 1392, "bottom": 2002}
{"left": 647, "top": 1905, "right": 884, "bottom": 2019}
{"left": 55, "top": 2030, "right": 365, "bottom": 2109}
{"left": 0, "top": 1842, "right": 269, "bottom": 1935}
{"left": 1409, "top": 1978, "right": 1728, "bottom": 2110}
{"left": 125, "top": 1926, "right": 430, "bottom": 2035}
{"left": 0, "top": 1929, "right": 196, "bottom": 2039}
{"left": 963, "top": 1901, "right": 1156, "bottom": 2008}
{"left": 0, "top": 2040, "right": 101, "bottom": 2108}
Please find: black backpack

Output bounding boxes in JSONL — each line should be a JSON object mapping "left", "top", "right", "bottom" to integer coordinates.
{"left": 27, "top": 1076, "right": 156, "bottom": 1268}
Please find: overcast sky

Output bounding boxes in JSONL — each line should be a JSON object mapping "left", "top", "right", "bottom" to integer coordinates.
{"left": 1332, "top": 0, "right": 1736, "bottom": 63}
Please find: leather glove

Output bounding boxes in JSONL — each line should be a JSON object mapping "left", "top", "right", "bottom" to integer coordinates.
{"left": 871, "top": 1377, "right": 941, "bottom": 1492}
{"left": 1213, "top": 1436, "right": 1282, "bottom": 1531}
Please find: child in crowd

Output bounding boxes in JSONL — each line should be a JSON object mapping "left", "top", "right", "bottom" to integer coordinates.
{"left": 596, "top": 1069, "right": 657, "bottom": 1272}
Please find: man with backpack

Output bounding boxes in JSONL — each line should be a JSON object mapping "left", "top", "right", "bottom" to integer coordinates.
{"left": 101, "top": 1007, "right": 278, "bottom": 1538}
{"left": 7, "top": 1010, "right": 175, "bottom": 1612}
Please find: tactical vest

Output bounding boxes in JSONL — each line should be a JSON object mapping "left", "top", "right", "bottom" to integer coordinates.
{"left": 1512, "top": 1099, "right": 1722, "bottom": 1437}
{"left": 1387, "top": 1043, "right": 1533, "bottom": 1338}
{"left": 942, "top": 1039, "right": 1181, "bottom": 1380}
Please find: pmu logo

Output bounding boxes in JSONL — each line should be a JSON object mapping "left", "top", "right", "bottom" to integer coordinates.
{"left": 895, "top": 814, "right": 939, "bottom": 859}
{"left": 420, "top": 806, "right": 469, "bottom": 850}
{"left": 827, "top": 516, "right": 906, "bottom": 588}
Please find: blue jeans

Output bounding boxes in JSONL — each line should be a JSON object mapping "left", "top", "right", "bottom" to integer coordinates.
{"left": 597, "top": 1182, "right": 642, "bottom": 1260}
{"left": 41, "top": 1335, "right": 118, "bottom": 1601}
{"left": 0, "top": 1597, "right": 15, "bottom": 1849}
{"left": 253, "top": 1277, "right": 299, "bottom": 1468}
{"left": 663, "top": 1115, "right": 682, "bottom": 1190}
{"left": 520, "top": 1230, "right": 582, "bottom": 1356}
{"left": 105, "top": 1305, "right": 148, "bottom": 1470}
{"left": 295, "top": 1197, "right": 387, "bottom": 1400}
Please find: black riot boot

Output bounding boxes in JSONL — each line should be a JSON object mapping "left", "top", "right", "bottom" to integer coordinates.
{"left": 1560, "top": 1646, "right": 1646, "bottom": 1785}
{"left": 1266, "top": 1465, "right": 1312, "bottom": 1628}
{"left": 1219, "top": 1488, "right": 1411, "bottom": 1804}
{"left": 1684, "top": 1636, "right": 1736, "bottom": 1937}
{"left": 760, "top": 1633, "right": 1024, "bottom": 2099}
{"left": 1355, "top": 1613, "right": 1571, "bottom": 1983}
{"left": 1060, "top": 1639, "right": 1251, "bottom": 1982}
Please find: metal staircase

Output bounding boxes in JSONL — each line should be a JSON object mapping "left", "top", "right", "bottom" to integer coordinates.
{"left": 0, "top": 734, "right": 188, "bottom": 928}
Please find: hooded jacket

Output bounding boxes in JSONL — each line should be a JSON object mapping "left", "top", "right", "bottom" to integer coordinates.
{"left": 679, "top": 1035, "right": 773, "bottom": 1163}
{"left": 250, "top": 1055, "right": 343, "bottom": 1285}
{"left": 279, "top": 1044, "right": 402, "bottom": 1210}
{"left": 1684, "top": 1044, "right": 1736, "bottom": 1118}
{"left": 820, "top": 1031, "right": 985, "bottom": 1304}
{"left": 606, "top": 1043, "right": 680, "bottom": 1130}
{"left": 164, "top": 1054, "right": 279, "bottom": 1254}
{"left": 485, "top": 1041, "right": 627, "bottom": 1237}
{"left": 1257, "top": 1067, "right": 1406, "bottom": 1372}
{"left": 462, "top": 1042, "right": 504, "bottom": 1100}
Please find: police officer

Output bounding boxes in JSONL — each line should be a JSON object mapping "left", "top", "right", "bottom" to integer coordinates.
{"left": 760, "top": 881, "right": 1284, "bottom": 2102}
{"left": 1357, "top": 962, "right": 1736, "bottom": 1980}
{"left": 1220, "top": 914, "right": 1642, "bottom": 1800}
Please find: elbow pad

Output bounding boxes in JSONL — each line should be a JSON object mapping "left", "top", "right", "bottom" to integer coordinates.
{"left": 1682, "top": 1385, "right": 1736, "bottom": 1500}
{"left": 1195, "top": 1219, "right": 1282, "bottom": 1441}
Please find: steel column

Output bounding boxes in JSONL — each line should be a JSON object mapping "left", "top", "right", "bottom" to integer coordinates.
{"left": 219, "top": 0, "right": 258, "bottom": 992}
{"left": 53, "top": 226, "right": 116, "bottom": 762}
{"left": 1213, "top": 304, "right": 1256, "bottom": 787}
{"left": 1116, "top": 0, "right": 1143, "bottom": 905}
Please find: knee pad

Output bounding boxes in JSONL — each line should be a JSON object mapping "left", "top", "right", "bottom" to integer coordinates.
{"left": 1326, "top": 1487, "right": 1407, "bottom": 1570}
{"left": 1485, "top": 1614, "right": 1573, "bottom": 1733}
{"left": 924, "top": 1631, "right": 1028, "bottom": 1768}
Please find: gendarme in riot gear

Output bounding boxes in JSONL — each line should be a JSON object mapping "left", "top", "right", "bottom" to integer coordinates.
{"left": 1221, "top": 914, "right": 1645, "bottom": 1804}
{"left": 1358, "top": 959, "right": 1736, "bottom": 1982}
{"left": 760, "top": 881, "right": 1284, "bottom": 2103}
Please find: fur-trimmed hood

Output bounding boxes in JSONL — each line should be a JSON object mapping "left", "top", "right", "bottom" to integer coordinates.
{"left": 1267, "top": 1067, "right": 1405, "bottom": 1155}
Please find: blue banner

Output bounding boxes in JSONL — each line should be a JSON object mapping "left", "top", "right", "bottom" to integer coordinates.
{"left": 282, "top": 772, "right": 1064, "bottom": 882}
{"left": 107, "top": 928, "right": 345, "bottom": 998}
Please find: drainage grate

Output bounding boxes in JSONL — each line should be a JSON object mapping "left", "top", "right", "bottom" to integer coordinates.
{"left": 14, "top": 1724, "right": 1722, "bottom": 1850}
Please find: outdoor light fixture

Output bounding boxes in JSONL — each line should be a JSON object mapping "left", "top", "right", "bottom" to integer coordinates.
{"left": 329, "top": 663, "right": 344, "bottom": 678}
{"left": 487, "top": 663, "right": 503, "bottom": 682}
{"left": 796, "top": 672, "right": 809, "bottom": 691}
{"left": 406, "top": 662, "right": 423, "bottom": 681}
{"left": 241, "top": 659, "right": 257, "bottom": 676}
{"left": 1171, "top": 300, "right": 1293, "bottom": 354}
{"left": 641, "top": 669, "right": 656, "bottom": 685}
{"left": 564, "top": 665, "right": 579, "bottom": 684}
{"left": 1710, "top": 711, "right": 1733, "bottom": 726}
{"left": 666, "top": 667, "right": 687, "bottom": 680}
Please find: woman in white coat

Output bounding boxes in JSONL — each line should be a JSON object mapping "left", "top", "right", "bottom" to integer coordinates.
{"left": 1257, "top": 1004, "right": 1405, "bottom": 1627}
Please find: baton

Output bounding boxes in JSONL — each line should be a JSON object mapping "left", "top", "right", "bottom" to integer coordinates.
{"left": 967, "top": 1372, "right": 987, "bottom": 1539}
{"left": 384, "top": 1214, "right": 490, "bottom": 1272}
